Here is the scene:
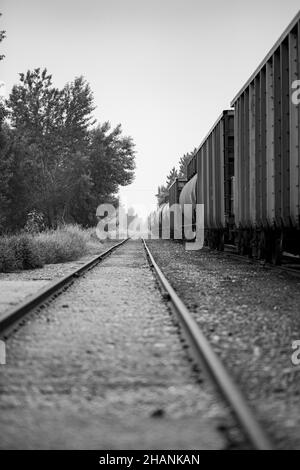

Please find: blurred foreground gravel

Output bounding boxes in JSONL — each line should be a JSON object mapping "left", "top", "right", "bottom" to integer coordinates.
{"left": 147, "top": 240, "right": 300, "bottom": 449}
{"left": 0, "top": 241, "right": 242, "bottom": 450}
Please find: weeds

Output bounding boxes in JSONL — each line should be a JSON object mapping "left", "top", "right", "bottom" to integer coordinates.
{"left": 0, "top": 225, "right": 103, "bottom": 272}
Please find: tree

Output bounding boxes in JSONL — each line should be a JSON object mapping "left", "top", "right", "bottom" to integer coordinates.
{"left": 166, "top": 167, "right": 178, "bottom": 189}
{"left": 178, "top": 149, "right": 197, "bottom": 178}
{"left": 53, "top": 76, "right": 96, "bottom": 225}
{"left": 155, "top": 147, "right": 198, "bottom": 207}
{"left": 2, "top": 68, "right": 136, "bottom": 232}
{"left": 6, "top": 69, "right": 97, "bottom": 227}
{"left": 60, "top": 76, "right": 96, "bottom": 149}
{"left": 155, "top": 165, "right": 178, "bottom": 206}
{"left": 0, "top": 118, "right": 12, "bottom": 231}
{"left": 88, "top": 122, "right": 135, "bottom": 219}
{"left": 156, "top": 185, "right": 169, "bottom": 206}
{"left": 0, "top": 14, "right": 8, "bottom": 230}
{"left": 0, "top": 132, "right": 37, "bottom": 231}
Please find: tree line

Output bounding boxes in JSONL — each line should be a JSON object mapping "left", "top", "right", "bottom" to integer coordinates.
{"left": 0, "top": 68, "right": 135, "bottom": 233}
{"left": 156, "top": 149, "right": 197, "bottom": 206}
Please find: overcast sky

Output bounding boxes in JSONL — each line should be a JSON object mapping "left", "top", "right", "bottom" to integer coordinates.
{"left": 1, "top": 0, "right": 300, "bottom": 217}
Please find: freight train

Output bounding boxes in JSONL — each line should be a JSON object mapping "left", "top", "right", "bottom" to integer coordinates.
{"left": 150, "top": 10, "right": 300, "bottom": 265}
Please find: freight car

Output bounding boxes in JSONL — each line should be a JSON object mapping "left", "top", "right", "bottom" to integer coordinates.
{"left": 169, "top": 177, "right": 187, "bottom": 238}
{"left": 179, "top": 174, "right": 197, "bottom": 240}
{"left": 231, "top": 11, "right": 300, "bottom": 264}
{"left": 152, "top": 111, "right": 234, "bottom": 245}
{"left": 148, "top": 210, "right": 159, "bottom": 238}
{"left": 194, "top": 110, "right": 235, "bottom": 249}
{"left": 151, "top": 11, "right": 300, "bottom": 264}
{"left": 159, "top": 203, "right": 170, "bottom": 239}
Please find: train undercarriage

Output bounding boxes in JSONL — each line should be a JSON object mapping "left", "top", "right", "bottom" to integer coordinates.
{"left": 198, "top": 222, "right": 300, "bottom": 266}
{"left": 235, "top": 223, "right": 300, "bottom": 265}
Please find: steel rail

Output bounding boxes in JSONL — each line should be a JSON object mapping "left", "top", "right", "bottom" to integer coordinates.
{"left": 142, "top": 238, "right": 273, "bottom": 450}
{"left": 0, "top": 238, "right": 129, "bottom": 337}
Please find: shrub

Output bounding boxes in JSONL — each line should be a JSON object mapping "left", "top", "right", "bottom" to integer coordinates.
{"left": 0, "top": 237, "right": 18, "bottom": 272}
{"left": 35, "top": 225, "right": 90, "bottom": 264}
{"left": 24, "top": 210, "right": 46, "bottom": 234}
{"left": 0, "top": 234, "right": 43, "bottom": 272}
{"left": 10, "top": 234, "right": 44, "bottom": 269}
{"left": 0, "top": 225, "right": 103, "bottom": 272}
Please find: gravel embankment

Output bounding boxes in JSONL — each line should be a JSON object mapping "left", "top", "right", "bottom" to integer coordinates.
{"left": 146, "top": 240, "right": 300, "bottom": 449}
{"left": 0, "top": 241, "right": 243, "bottom": 449}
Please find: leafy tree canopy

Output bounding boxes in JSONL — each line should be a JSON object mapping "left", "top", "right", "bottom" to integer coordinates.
{"left": 0, "top": 68, "right": 135, "bottom": 232}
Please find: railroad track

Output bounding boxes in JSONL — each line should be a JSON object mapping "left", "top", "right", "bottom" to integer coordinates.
{"left": 142, "top": 238, "right": 274, "bottom": 450}
{"left": 0, "top": 238, "right": 128, "bottom": 338}
{"left": 1, "top": 239, "right": 246, "bottom": 450}
{"left": 1, "top": 237, "right": 274, "bottom": 449}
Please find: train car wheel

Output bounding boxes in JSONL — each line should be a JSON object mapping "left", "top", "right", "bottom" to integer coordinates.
{"left": 257, "top": 231, "right": 266, "bottom": 260}
{"left": 218, "top": 233, "right": 225, "bottom": 251}
{"left": 271, "top": 238, "right": 283, "bottom": 265}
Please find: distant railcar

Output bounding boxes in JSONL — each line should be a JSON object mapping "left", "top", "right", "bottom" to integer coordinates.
{"left": 159, "top": 203, "right": 170, "bottom": 239}
{"left": 231, "top": 11, "right": 300, "bottom": 263}
{"left": 179, "top": 174, "right": 197, "bottom": 240}
{"left": 169, "top": 177, "right": 187, "bottom": 208}
{"left": 169, "top": 178, "right": 187, "bottom": 238}
{"left": 148, "top": 210, "right": 159, "bottom": 238}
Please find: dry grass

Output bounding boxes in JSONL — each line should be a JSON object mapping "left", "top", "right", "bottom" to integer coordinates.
{"left": 35, "top": 225, "right": 90, "bottom": 264}
{"left": 0, "top": 225, "right": 104, "bottom": 272}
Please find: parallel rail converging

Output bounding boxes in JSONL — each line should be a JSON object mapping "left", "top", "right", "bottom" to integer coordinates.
{"left": 142, "top": 238, "right": 274, "bottom": 451}
{"left": 0, "top": 238, "right": 128, "bottom": 338}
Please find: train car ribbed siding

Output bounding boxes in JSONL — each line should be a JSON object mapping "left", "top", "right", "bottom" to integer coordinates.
{"left": 198, "top": 147, "right": 204, "bottom": 208}
{"left": 234, "top": 102, "right": 240, "bottom": 224}
{"left": 208, "top": 134, "right": 214, "bottom": 228}
{"left": 224, "top": 112, "right": 234, "bottom": 223}
{"left": 280, "top": 40, "right": 290, "bottom": 226}
{"left": 168, "top": 178, "right": 187, "bottom": 239}
{"left": 215, "top": 123, "right": 222, "bottom": 227}
{"left": 169, "top": 178, "right": 187, "bottom": 208}
{"left": 260, "top": 67, "right": 267, "bottom": 225}
{"left": 211, "top": 130, "right": 216, "bottom": 227}
{"left": 194, "top": 111, "right": 234, "bottom": 249}
{"left": 266, "top": 59, "right": 275, "bottom": 224}
{"left": 231, "top": 10, "right": 300, "bottom": 260}
{"left": 289, "top": 21, "right": 300, "bottom": 226}
{"left": 249, "top": 82, "right": 256, "bottom": 225}
{"left": 255, "top": 74, "right": 261, "bottom": 224}
{"left": 203, "top": 140, "right": 208, "bottom": 225}
{"left": 298, "top": 19, "right": 300, "bottom": 225}
{"left": 274, "top": 48, "right": 282, "bottom": 224}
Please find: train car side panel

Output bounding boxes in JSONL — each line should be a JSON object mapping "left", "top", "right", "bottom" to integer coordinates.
{"left": 231, "top": 11, "right": 300, "bottom": 260}
{"left": 266, "top": 59, "right": 275, "bottom": 225}
{"left": 289, "top": 24, "right": 300, "bottom": 226}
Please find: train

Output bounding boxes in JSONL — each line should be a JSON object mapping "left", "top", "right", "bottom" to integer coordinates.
{"left": 149, "top": 10, "right": 300, "bottom": 265}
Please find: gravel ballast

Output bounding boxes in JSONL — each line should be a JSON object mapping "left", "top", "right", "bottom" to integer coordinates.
{"left": 146, "top": 239, "right": 300, "bottom": 449}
